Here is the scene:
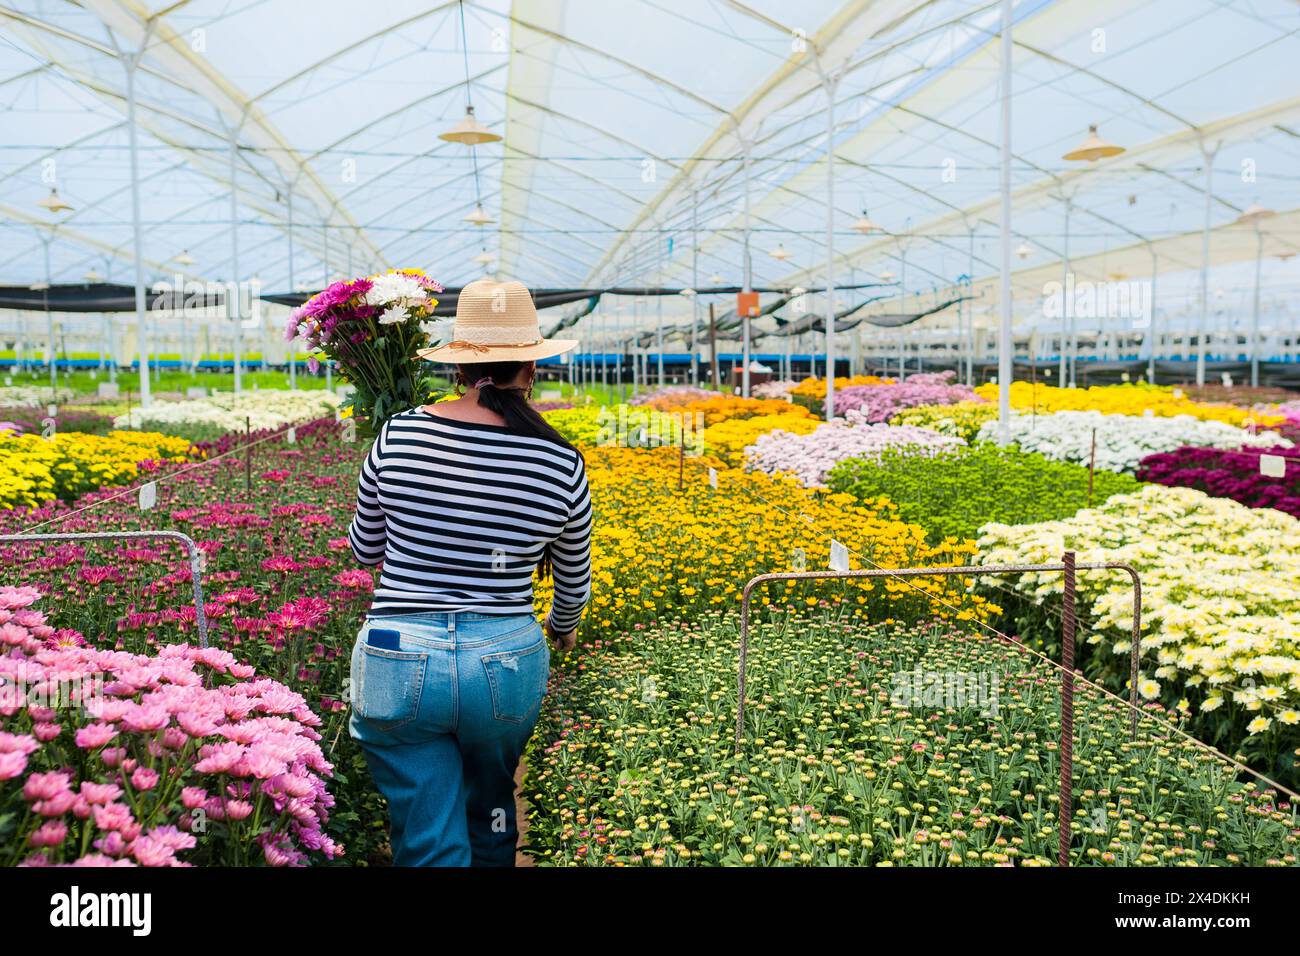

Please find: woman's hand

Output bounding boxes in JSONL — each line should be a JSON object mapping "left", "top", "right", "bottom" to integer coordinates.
{"left": 546, "top": 621, "right": 577, "bottom": 654}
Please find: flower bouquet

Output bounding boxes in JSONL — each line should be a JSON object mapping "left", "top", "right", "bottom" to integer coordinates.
{"left": 287, "top": 269, "right": 444, "bottom": 435}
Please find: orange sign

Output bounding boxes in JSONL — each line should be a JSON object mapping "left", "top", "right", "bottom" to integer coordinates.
{"left": 736, "top": 290, "right": 759, "bottom": 317}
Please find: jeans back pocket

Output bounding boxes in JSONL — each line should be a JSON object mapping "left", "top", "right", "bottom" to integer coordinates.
{"left": 481, "top": 640, "right": 548, "bottom": 724}
{"left": 351, "top": 639, "right": 426, "bottom": 731}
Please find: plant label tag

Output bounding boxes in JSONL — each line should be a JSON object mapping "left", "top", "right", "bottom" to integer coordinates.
{"left": 1260, "top": 454, "right": 1286, "bottom": 479}
{"left": 1172, "top": 388, "right": 1183, "bottom": 399}
{"left": 286, "top": 426, "right": 297, "bottom": 444}
{"left": 708, "top": 467, "right": 718, "bottom": 489}
{"left": 138, "top": 482, "right": 157, "bottom": 511}
{"left": 829, "top": 539, "right": 849, "bottom": 572}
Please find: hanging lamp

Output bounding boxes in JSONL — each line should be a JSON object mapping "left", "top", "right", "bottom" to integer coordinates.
{"left": 1062, "top": 124, "right": 1124, "bottom": 162}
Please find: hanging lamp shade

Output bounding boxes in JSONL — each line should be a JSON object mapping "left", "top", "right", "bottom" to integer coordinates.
{"left": 678, "top": 288, "right": 696, "bottom": 297}
{"left": 84, "top": 268, "right": 104, "bottom": 282}
{"left": 1276, "top": 251, "right": 1296, "bottom": 262}
{"left": 708, "top": 273, "right": 723, "bottom": 284}
{"left": 789, "top": 286, "right": 806, "bottom": 296}
{"left": 1062, "top": 124, "right": 1125, "bottom": 162}
{"left": 879, "top": 269, "right": 896, "bottom": 282}
{"left": 1236, "top": 202, "right": 1276, "bottom": 225}
{"left": 851, "top": 212, "right": 881, "bottom": 234}
{"left": 463, "top": 204, "right": 494, "bottom": 226}
{"left": 770, "top": 243, "right": 791, "bottom": 261}
{"left": 173, "top": 249, "right": 197, "bottom": 266}
{"left": 439, "top": 106, "right": 502, "bottom": 146}
{"left": 473, "top": 249, "right": 495, "bottom": 266}
{"left": 1015, "top": 242, "right": 1032, "bottom": 259}
{"left": 37, "top": 188, "right": 73, "bottom": 213}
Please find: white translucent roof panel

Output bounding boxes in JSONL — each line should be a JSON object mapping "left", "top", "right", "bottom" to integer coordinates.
{"left": 0, "top": 0, "right": 1296, "bottom": 347}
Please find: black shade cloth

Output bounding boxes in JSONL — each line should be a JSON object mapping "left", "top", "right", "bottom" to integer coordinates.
{"left": 0, "top": 283, "right": 225, "bottom": 312}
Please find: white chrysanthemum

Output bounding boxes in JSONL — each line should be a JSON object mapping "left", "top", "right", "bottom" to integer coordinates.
{"left": 974, "top": 410, "right": 1291, "bottom": 473}
{"left": 365, "top": 272, "right": 428, "bottom": 308}
{"left": 112, "top": 389, "right": 340, "bottom": 431}
{"left": 377, "top": 305, "right": 408, "bottom": 325}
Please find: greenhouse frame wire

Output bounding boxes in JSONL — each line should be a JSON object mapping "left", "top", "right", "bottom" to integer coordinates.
{"left": 3, "top": 0, "right": 1298, "bottom": 389}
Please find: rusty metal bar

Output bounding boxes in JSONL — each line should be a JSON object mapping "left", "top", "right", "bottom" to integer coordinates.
{"left": 1059, "top": 551, "right": 1076, "bottom": 868}
{"left": 0, "top": 531, "right": 209, "bottom": 648}
{"left": 733, "top": 556, "right": 1143, "bottom": 868}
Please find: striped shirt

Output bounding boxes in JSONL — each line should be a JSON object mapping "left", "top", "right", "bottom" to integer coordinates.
{"left": 347, "top": 408, "right": 592, "bottom": 632}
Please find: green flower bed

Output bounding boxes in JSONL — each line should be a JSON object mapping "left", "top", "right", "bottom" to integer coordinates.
{"left": 524, "top": 611, "right": 1298, "bottom": 866}
{"left": 827, "top": 443, "right": 1141, "bottom": 542}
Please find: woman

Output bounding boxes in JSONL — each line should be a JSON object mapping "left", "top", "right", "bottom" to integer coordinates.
{"left": 346, "top": 278, "right": 590, "bottom": 867}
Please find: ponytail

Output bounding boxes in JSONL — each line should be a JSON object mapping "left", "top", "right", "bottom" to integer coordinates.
{"left": 456, "top": 360, "right": 582, "bottom": 582}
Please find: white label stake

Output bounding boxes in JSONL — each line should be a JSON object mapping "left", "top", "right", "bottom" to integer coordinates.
{"left": 286, "top": 426, "right": 297, "bottom": 444}
{"left": 138, "top": 481, "right": 157, "bottom": 510}
{"left": 1260, "top": 454, "right": 1287, "bottom": 479}
{"left": 708, "top": 467, "right": 718, "bottom": 489}
{"left": 829, "top": 539, "right": 849, "bottom": 572}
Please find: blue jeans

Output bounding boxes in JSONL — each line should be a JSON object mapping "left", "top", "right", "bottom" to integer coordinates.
{"left": 348, "top": 612, "right": 549, "bottom": 867}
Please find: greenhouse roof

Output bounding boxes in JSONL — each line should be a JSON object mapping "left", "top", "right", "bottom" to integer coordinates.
{"left": 2, "top": 0, "right": 1298, "bottom": 333}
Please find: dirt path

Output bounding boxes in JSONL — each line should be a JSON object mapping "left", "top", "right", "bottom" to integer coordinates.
{"left": 513, "top": 757, "right": 534, "bottom": 867}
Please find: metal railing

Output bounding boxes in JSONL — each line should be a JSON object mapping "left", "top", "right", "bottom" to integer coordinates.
{"left": 0, "top": 530, "right": 209, "bottom": 648}
{"left": 733, "top": 553, "right": 1143, "bottom": 867}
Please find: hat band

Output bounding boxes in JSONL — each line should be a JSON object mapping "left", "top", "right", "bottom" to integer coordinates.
{"left": 444, "top": 337, "right": 543, "bottom": 353}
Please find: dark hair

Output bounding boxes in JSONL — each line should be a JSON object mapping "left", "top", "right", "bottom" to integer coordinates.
{"left": 457, "top": 360, "right": 581, "bottom": 583}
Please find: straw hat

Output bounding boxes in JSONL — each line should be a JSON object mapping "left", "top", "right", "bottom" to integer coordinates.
{"left": 417, "top": 278, "right": 577, "bottom": 364}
